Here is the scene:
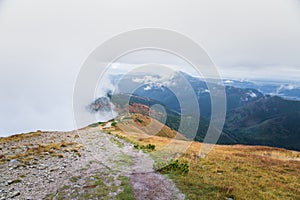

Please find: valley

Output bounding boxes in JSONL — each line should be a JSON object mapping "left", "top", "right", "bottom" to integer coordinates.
{"left": 93, "top": 71, "right": 300, "bottom": 151}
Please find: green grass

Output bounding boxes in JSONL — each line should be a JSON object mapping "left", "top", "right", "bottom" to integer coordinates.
{"left": 49, "top": 173, "right": 135, "bottom": 200}
{"left": 154, "top": 159, "right": 189, "bottom": 175}
{"left": 69, "top": 176, "right": 81, "bottom": 183}
{"left": 116, "top": 176, "right": 135, "bottom": 200}
{"left": 109, "top": 137, "right": 124, "bottom": 148}
{"left": 115, "top": 153, "right": 134, "bottom": 166}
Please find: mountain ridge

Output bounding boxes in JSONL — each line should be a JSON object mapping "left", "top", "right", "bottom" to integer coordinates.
{"left": 91, "top": 71, "right": 300, "bottom": 151}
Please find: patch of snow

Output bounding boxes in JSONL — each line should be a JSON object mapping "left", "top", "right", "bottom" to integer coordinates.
{"left": 247, "top": 92, "right": 257, "bottom": 98}
{"left": 224, "top": 80, "right": 233, "bottom": 84}
{"left": 201, "top": 89, "right": 210, "bottom": 94}
{"left": 144, "top": 85, "right": 152, "bottom": 91}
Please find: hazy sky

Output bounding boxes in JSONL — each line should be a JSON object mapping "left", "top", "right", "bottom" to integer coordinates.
{"left": 0, "top": 0, "right": 300, "bottom": 136}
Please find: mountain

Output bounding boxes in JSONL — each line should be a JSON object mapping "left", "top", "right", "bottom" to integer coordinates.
{"left": 120, "top": 72, "right": 263, "bottom": 118}
{"left": 91, "top": 71, "right": 300, "bottom": 151}
{"left": 224, "top": 95, "right": 300, "bottom": 150}
{"left": 223, "top": 79, "right": 300, "bottom": 100}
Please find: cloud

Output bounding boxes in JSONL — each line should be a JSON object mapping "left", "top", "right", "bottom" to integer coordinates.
{"left": 217, "top": 65, "right": 300, "bottom": 81}
{"left": 0, "top": 0, "right": 299, "bottom": 136}
{"left": 276, "top": 84, "right": 297, "bottom": 94}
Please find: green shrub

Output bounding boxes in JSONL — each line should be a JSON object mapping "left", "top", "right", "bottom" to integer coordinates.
{"left": 111, "top": 121, "right": 117, "bottom": 126}
{"left": 133, "top": 144, "right": 155, "bottom": 151}
{"left": 88, "top": 122, "right": 103, "bottom": 127}
{"left": 154, "top": 159, "right": 189, "bottom": 174}
{"left": 136, "top": 118, "right": 143, "bottom": 123}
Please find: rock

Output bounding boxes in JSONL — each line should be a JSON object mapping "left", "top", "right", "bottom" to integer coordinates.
{"left": 9, "top": 159, "right": 18, "bottom": 163}
{"left": 7, "top": 179, "right": 21, "bottom": 185}
{"left": 10, "top": 191, "right": 20, "bottom": 198}
{"left": 58, "top": 171, "right": 66, "bottom": 175}
{"left": 48, "top": 178, "right": 54, "bottom": 183}
{"left": 38, "top": 164, "right": 47, "bottom": 170}
{"left": 9, "top": 164, "right": 19, "bottom": 171}
{"left": 7, "top": 180, "right": 13, "bottom": 185}
{"left": 49, "top": 167, "right": 59, "bottom": 172}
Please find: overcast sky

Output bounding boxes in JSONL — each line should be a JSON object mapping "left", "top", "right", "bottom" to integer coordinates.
{"left": 0, "top": 0, "right": 300, "bottom": 136}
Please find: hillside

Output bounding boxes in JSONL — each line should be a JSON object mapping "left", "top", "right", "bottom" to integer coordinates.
{"left": 0, "top": 117, "right": 299, "bottom": 199}
{"left": 95, "top": 71, "right": 300, "bottom": 151}
{"left": 224, "top": 96, "right": 300, "bottom": 150}
{"left": 117, "top": 113, "right": 188, "bottom": 141}
{"left": 0, "top": 127, "right": 184, "bottom": 200}
{"left": 102, "top": 119, "right": 300, "bottom": 200}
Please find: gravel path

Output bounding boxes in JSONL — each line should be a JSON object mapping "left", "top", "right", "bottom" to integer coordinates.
{"left": 0, "top": 127, "right": 185, "bottom": 200}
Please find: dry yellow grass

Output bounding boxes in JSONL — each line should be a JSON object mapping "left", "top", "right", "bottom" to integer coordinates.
{"left": 0, "top": 132, "right": 82, "bottom": 164}
{"left": 104, "top": 122, "right": 300, "bottom": 200}
{"left": 0, "top": 131, "right": 42, "bottom": 144}
{"left": 116, "top": 114, "right": 187, "bottom": 140}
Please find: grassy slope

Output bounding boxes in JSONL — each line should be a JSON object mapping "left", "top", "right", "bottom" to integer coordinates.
{"left": 103, "top": 120, "right": 300, "bottom": 200}
{"left": 112, "top": 93, "right": 300, "bottom": 151}
{"left": 2, "top": 121, "right": 300, "bottom": 199}
{"left": 116, "top": 114, "right": 188, "bottom": 140}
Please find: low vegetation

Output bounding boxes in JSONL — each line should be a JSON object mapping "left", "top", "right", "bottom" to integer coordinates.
{"left": 154, "top": 159, "right": 189, "bottom": 175}
{"left": 109, "top": 137, "right": 124, "bottom": 148}
{"left": 88, "top": 122, "right": 104, "bottom": 128}
{"left": 0, "top": 131, "right": 42, "bottom": 143}
{"left": 2, "top": 120, "right": 299, "bottom": 199}
{"left": 106, "top": 122, "right": 300, "bottom": 200}
{"left": 111, "top": 121, "right": 118, "bottom": 127}
{"left": 0, "top": 136, "right": 82, "bottom": 164}
{"left": 134, "top": 143, "right": 155, "bottom": 151}
{"left": 46, "top": 172, "right": 134, "bottom": 200}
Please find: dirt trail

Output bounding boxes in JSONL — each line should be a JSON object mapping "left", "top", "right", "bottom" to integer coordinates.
{"left": 0, "top": 128, "right": 185, "bottom": 200}
{"left": 78, "top": 129, "right": 185, "bottom": 200}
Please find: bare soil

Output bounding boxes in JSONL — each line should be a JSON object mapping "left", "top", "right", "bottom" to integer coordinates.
{"left": 0, "top": 126, "right": 184, "bottom": 200}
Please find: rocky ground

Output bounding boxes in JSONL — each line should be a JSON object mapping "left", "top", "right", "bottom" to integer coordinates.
{"left": 0, "top": 124, "right": 185, "bottom": 200}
